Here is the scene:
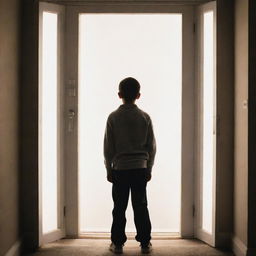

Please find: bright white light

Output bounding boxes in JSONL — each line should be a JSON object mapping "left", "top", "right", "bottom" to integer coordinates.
{"left": 79, "top": 14, "right": 182, "bottom": 233}
{"left": 41, "top": 12, "right": 58, "bottom": 234}
{"left": 202, "top": 11, "right": 214, "bottom": 234}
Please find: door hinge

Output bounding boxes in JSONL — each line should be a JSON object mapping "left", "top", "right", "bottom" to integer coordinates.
{"left": 192, "top": 205, "right": 195, "bottom": 217}
{"left": 64, "top": 206, "right": 66, "bottom": 217}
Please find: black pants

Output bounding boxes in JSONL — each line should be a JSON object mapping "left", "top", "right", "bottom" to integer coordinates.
{"left": 111, "top": 168, "right": 151, "bottom": 246}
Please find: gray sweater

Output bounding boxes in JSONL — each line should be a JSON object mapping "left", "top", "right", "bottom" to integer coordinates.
{"left": 104, "top": 103, "right": 156, "bottom": 174}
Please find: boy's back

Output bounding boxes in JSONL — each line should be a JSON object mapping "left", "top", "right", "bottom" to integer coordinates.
{"left": 104, "top": 103, "right": 156, "bottom": 172}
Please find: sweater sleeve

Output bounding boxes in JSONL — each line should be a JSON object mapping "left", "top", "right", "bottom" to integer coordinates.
{"left": 146, "top": 117, "right": 156, "bottom": 172}
{"left": 104, "top": 117, "right": 115, "bottom": 175}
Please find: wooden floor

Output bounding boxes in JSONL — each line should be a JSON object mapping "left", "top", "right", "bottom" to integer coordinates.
{"left": 25, "top": 239, "right": 235, "bottom": 256}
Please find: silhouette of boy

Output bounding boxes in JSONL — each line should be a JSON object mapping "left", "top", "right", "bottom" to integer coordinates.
{"left": 104, "top": 77, "right": 156, "bottom": 254}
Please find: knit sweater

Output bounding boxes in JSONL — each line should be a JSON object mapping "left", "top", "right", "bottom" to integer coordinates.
{"left": 104, "top": 103, "right": 156, "bottom": 174}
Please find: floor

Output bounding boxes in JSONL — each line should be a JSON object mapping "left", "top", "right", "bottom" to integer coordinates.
{"left": 25, "top": 239, "right": 235, "bottom": 256}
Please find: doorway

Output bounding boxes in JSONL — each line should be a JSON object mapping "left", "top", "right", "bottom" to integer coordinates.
{"left": 62, "top": 5, "right": 195, "bottom": 239}
{"left": 38, "top": 1, "right": 218, "bottom": 247}
{"left": 78, "top": 14, "right": 182, "bottom": 235}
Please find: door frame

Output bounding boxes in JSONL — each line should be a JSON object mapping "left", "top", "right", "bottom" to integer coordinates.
{"left": 64, "top": 3, "right": 195, "bottom": 238}
{"left": 20, "top": 0, "right": 234, "bottom": 250}
{"left": 38, "top": 2, "right": 66, "bottom": 245}
{"left": 194, "top": 1, "right": 217, "bottom": 247}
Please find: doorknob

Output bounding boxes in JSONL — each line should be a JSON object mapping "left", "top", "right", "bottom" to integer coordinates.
{"left": 68, "top": 109, "right": 75, "bottom": 118}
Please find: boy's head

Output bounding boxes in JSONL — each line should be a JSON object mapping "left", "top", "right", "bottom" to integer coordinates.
{"left": 118, "top": 77, "right": 141, "bottom": 103}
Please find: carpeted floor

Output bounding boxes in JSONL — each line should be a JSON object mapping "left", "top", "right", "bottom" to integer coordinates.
{"left": 25, "top": 239, "right": 235, "bottom": 256}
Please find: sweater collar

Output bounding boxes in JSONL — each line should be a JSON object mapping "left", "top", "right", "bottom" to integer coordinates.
{"left": 119, "top": 103, "right": 138, "bottom": 109}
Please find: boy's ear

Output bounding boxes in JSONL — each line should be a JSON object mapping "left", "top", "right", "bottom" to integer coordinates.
{"left": 136, "top": 93, "right": 141, "bottom": 99}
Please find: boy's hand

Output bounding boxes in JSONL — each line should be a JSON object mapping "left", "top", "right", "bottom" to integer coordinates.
{"left": 146, "top": 173, "right": 152, "bottom": 182}
{"left": 107, "top": 174, "right": 113, "bottom": 183}
{"left": 107, "top": 169, "right": 113, "bottom": 183}
{"left": 146, "top": 168, "right": 152, "bottom": 182}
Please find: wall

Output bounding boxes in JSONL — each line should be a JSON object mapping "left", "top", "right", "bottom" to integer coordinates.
{"left": 0, "top": 0, "right": 21, "bottom": 255}
{"left": 215, "top": 0, "right": 234, "bottom": 247}
{"left": 233, "top": 0, "right": 248, "bottom": 254}
{"left": 20, "top": 0, "right": 40, "bottom": 252}
{"left": 248, "top": 0, "right": 256, "bottom": 253}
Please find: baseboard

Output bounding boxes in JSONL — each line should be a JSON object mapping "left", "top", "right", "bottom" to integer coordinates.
{"left": 232, "top": 236, "right": 247, "bottom": 256}
{"left": 5, "top": 240, "right": 21, "bottom": 256}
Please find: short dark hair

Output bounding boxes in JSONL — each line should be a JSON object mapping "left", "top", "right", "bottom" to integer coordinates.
{"left": 119, "top": 77, "right": 140, "bottom": 102}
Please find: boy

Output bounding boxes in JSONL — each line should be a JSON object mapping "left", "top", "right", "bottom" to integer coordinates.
{"left": 104, "top": 77, "right": 156, "bottom": 254}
